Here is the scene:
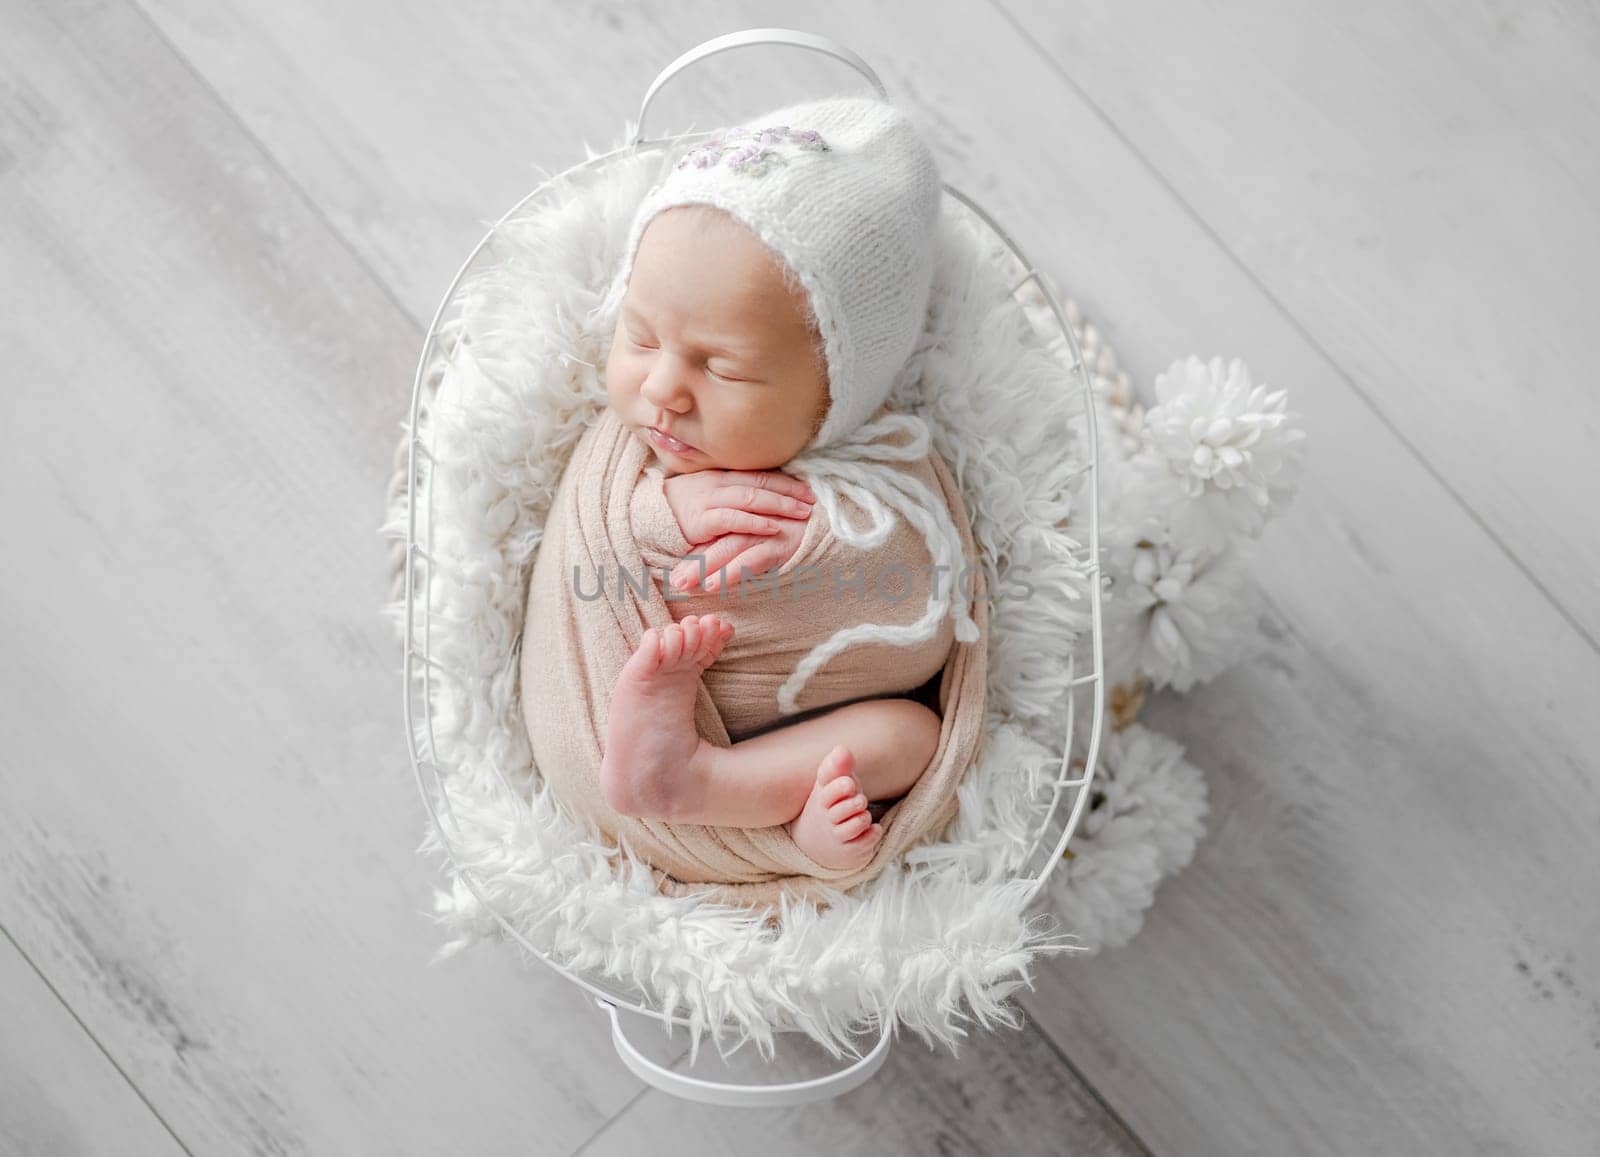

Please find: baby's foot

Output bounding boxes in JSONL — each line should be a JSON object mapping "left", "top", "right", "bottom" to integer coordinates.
{"left": 599, "top": 614, "right": 733, "bottom": 818}
{"left": 787, "top": 746, "right": 882, "bottom": 871}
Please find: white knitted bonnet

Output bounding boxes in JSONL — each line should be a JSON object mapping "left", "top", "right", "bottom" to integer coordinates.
{"left": 595, "top": 93, "right": 943, "bottom": 450}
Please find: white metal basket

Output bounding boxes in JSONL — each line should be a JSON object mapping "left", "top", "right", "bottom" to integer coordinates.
{"left": 398, "top": 28, "right": 1107, "bottom": 1107}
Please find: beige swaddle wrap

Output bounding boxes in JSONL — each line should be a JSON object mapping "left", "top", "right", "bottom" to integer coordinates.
{"left": 519, "top": 404, "right": 988, "bottom": 908}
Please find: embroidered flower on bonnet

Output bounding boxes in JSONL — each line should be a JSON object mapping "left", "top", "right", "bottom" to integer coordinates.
{"left": 677, "top": 124, "right": 831, "bottom": 178}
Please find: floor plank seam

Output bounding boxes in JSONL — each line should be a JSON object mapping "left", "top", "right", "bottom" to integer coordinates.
{"left": 1018, "top": 1005, "right": 1156, "bottom": 1157}
{"left": 0, "top": 922, "right": 194, "bottom": 1155}
{"left": 566, "top": 1083, "right": 653, "bottom": 1157}
{"left": 123, "top": 0, "right": 428, "bottom": 336}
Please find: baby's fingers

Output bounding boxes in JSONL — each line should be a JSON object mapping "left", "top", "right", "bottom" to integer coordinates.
{"left": 669, "top": 533, "right": 760, "bottom": 592}
{"left": 694, "top": 506, "right": 783, "bottom": 540}
{"left": 707, "top": 541, "right": 791, "bottom": 591}
{"left": 709, "top": 469, "right": 816, "bottom": 504}
{"left": 712, "top": 484, "right": 815, "bottom": 521}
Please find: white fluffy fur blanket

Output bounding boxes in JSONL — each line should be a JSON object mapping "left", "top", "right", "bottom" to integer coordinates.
{"left": 384, "top": 143, "right": 1109, "bottom": 1060}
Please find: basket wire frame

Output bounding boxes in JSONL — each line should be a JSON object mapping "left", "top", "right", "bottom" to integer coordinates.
{"left": 399, "top": 30, "right": 1106, "bottom": 1104}
{"left": 402, "top": 154, "right": 1106, "bottom": 1003}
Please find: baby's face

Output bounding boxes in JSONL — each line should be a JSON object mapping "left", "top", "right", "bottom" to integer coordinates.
{"left": 605, "top": 205, "right": 829, "bottom": 474}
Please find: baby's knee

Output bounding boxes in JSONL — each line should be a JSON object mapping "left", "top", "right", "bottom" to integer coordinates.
{"left": 858, "top": 697, "right": 941, "bottom": 776}
{"left": 897, "top": 698, "right": 943, "bottom": 761}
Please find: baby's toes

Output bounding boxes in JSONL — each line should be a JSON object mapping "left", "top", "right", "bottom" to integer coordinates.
{"left": 695, "top": 614, "right": 732, "bottom": 663}
{"left": 829, "top": 790, "right": 869, "bottom": 819}
{"left": 846, "top": 822, "right": 883, "bottom": 847}
{"left": 679, "top": 615, "right": 702, "bottom": 659}
{"left": 820, "top": 773, "right": 858, "bottom": 807}
{"left": 688, "top": 614, "right": 720, "bottom": 659}
{"left": 627, "top": 627, "right": 663, "bottom": 674}
{"left": 833, "top": 810, "right": 873, "bottom": 839}
{"left": 815, "top": 745, "right": 855, "bottom": 787}
{"left": 657, "top": 623, "right": 687, "bottom": 667}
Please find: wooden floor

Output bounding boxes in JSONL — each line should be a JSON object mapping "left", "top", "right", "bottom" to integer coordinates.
{"left": 4, "top": 1, "right": 1597, "bottom": 1153}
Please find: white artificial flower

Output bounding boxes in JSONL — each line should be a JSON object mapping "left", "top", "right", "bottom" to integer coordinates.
{"left": 1101, "top": 534, "right": 1260, "bottom": 693}
{"left": 1047, "top": 721, "right": 1209, "bottom": 952}
{"left": 1136, "top": 356, "right": 1307, "bottom": 552}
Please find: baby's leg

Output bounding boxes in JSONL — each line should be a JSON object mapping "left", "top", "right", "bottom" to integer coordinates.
{"left": 600, "top": 616, "right": 941, "bottom": 830}
{"left": 713, "top": 703, "right": 941, "bottom": 871}
{"left": 694, "top": 697, "right": 942, "bottom": 825}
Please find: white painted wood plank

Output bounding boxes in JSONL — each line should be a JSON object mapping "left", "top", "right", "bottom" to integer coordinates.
{"left": 997, "top": 0, "right": 1600, "bottom": 643}
{"left": 0, "top": 931, "right": 183, "bottom": 1156}
{"left": 0, "top": 1, "right": 669, "bottom": 1151}
{"left": 130, "top": 0, "right": 994, "bottom": 323}
{"left": 112, "top": 0, "right": 1600, "bottom": 1152}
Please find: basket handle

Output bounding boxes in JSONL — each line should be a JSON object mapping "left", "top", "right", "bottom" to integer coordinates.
{"left": 632, "top": 28, "right": 889, "bottom": 147}
{"left": 596, "top": 998, "right": 893, "bottom": 1107}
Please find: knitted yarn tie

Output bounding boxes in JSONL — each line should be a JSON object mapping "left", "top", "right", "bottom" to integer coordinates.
{"left": 776, "top": 410, "right": 981, "bottom": 714}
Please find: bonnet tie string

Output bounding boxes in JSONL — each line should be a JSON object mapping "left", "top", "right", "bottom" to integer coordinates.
{"left": 775, "top": 410, "right": 981, "bottom": 715}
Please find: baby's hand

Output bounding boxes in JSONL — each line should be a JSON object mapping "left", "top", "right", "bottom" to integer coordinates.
{"left": 662, "top": 469, "right": 816, "bottom": 592}
{"left": 663, "top": 469, "right": 815, "bottom": 546}
{"left": 670, "top": 520, "right": 812, "bottom": 594}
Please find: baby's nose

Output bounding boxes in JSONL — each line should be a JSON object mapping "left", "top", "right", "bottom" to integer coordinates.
{"left": 639, "top": 364, "right": 694, "bottom": 408}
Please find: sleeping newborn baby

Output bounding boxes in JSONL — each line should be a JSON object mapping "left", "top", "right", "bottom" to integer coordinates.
{"left": 523, "top": 95, "right": 986, "bottom": 893}
{"left": 601, "top": 201, "right": 947, "bottom": 871}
